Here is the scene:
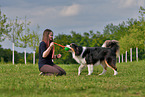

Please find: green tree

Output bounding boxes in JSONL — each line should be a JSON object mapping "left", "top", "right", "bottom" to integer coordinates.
{"left": 103, "top": 22, "right": 129, "bottom": 40}
{"left": 7, "top": 17, "right": 24, "bottom": 64}
{"left": 119, "top": 6, "right": 145, "bottom": 60}
{"left": 54, "top": 33, "right": 75, "bottom": 64}
{"left": 91, "top": 31, "right": 108, "bottom": 47}
{"left": 16, "top": 16, "right": 31, "bottom": 64}
{"left": 28, "top": 25, "right": 40, "bottom": 64}
{"left": 3, "top": 49, "right": 12, "bottom": 63}
{"left": 0, "top": 9, "right": 11, "bottom": 42}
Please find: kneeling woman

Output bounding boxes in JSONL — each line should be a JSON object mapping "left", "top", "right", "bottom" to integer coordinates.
{"left": 38, "top": 29, "right": 66, "bottom": 76}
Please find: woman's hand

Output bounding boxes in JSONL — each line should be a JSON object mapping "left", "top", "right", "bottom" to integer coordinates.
{"left": 56, "top": 54, "right": 61, "bottom": 59}
{"left": 42, "top": 42, "right": 54, "bottom": 58}
{"left": 50, "top": 42, "right": 54, "bottom": 48}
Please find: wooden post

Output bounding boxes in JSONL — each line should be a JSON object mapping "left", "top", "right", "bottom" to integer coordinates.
{"left": 130, "top": 48, "right": 132, "bottom": 62}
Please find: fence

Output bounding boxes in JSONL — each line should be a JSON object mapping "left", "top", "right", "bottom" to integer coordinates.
{"left": 118, "top": 47, "right": 138, "bottom": 63}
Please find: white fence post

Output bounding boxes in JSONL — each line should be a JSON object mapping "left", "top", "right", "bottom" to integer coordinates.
{"left": 118, "top": 55, "right": 120, "bottom": 63}
{"left": 125, "top": 51, "right": 127, "bottom": 63}
{"left": 33, "top": 51, "right": 35, "bottom": 64}
{"left": 12, "top": 43, "right": 15, "bottom": 65}
{"left": 24, "top": 48, "right": 26, "bottom": 64}
{"left": 130, "top": 48, "right": 132, "bottom": 62}
{"left": 122, "top": 54, "right": 123, "bottom": 63}
{"left": 136, "top": 47, "right": 138, "bottom": 62}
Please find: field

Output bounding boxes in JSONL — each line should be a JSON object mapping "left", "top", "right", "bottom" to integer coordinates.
{"left": 0, "top": 61, "right": 145, "bottom": 97}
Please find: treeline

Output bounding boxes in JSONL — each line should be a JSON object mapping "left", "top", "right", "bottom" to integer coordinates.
{"left": 0, "top": 45, "right": 34, "bottom": 63}
{"left": 0, "top": 7, "right": 145, "bottom": 64}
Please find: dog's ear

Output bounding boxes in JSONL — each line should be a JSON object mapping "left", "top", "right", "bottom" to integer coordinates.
{"left": 70, "top": 43, "right": 78, "bottom": 48}
{"left": 75, "top": 46, "right": 83, "bottom": 56}
{"left": 73, "top": 43, "right": 78, "bottom": 47}
{"left": 75, "top": 47, "right": 80, "bottom": 55}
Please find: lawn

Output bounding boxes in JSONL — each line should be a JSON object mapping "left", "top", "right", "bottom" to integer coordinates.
{"left": 0, "top": 60, "right": 145, "bottom": 97}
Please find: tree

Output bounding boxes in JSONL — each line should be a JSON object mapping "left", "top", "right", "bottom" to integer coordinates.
{"left": 7, "top": 17, "right": 24, "bottom": 64}
{"left": 119, "top": 6, "right": 145, "bottom": 60}
{"left": 119, "top": 24, "right": 145, "bottom": 60}
{"left": 139, "top": 6, "right": 145, "bottom": 22}
{"left": 54, "top": 33, "right": 74, "bottom": 64}
{"left": 91, "top": 31, "right": 108, "bottom": 47}
{"left": 16, "top": 16, "right": 31, "bottom": 64}
{"left": 28, "top": 25, "right": 40, "bottom": 64}
{"left": 0, "top": 9, "right": 11, "bottom": 42}
{"left": 103, "top": 22, "right": 129, "bottom": 40}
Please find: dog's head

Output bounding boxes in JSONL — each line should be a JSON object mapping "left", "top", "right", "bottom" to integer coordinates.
{"left": 66, "top": 43, "right": 83, "bottom": 56}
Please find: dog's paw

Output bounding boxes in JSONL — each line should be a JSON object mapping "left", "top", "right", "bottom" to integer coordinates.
{"left": 114, "top": 71, "right": 118, "bottom": 75}
{"left": 99, "top": 73, "right": 105, "bottom": 75}
{"left": 87, "top": 73, "right": 92, "bottom": 75}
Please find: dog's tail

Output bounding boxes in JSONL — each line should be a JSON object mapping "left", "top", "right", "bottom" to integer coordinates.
{"left": 102, "top": 40, "right": 120, "bottom": 57}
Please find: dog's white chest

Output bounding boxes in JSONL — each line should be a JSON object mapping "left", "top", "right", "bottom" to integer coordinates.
{"left": 72, "top": 53, "right": 86, "bottom": 64}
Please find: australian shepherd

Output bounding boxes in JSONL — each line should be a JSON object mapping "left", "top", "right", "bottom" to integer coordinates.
{"left": 66, "top": 40, "right": 119, "bottom": 75}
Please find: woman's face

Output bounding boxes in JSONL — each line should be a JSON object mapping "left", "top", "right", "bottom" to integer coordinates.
{"left": 49, "top": 32, "right": 53, "bottom": 41}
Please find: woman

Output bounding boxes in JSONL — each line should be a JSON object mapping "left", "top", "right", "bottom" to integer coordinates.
{"left": 38, "top": 29, "right": 66, "bottom": 76}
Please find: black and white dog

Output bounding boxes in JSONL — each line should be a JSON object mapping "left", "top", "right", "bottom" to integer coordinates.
{"left": 66, "top": 40, "right": 119, "bottom": 75}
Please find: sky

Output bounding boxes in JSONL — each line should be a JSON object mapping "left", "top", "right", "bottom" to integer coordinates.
{"left": 0, "top": 0, "right": 145, "bottom": 53}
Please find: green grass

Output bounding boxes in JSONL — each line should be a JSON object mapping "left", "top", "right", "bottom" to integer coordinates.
{"left": 0, "top": 60, "right": 145, "bottom": 97}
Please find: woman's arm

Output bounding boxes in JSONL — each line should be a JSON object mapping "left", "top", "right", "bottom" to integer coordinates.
{"left": 42, "top": 42, "right": 54, "bottom": 58}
